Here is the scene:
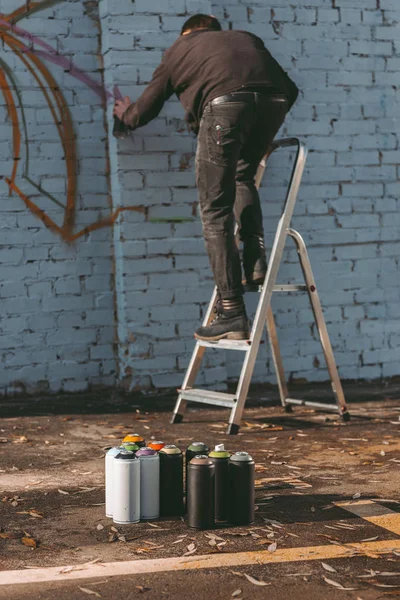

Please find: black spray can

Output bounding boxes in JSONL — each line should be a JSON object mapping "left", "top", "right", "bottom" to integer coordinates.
{"left": 112, "top": 115, "right": 130, "bottom": 139}
{"left": 229, "top": 451, "right": 255, "bottom": 526}
{"left": 185, "top": 442, "right": 209, "bottom": 499}
{"left": 159, "top": 445, "right": 184, "bottom": 517}
{"left": 187, "top": 455, "right": 215, "bottom": 530}
{"left": 209, "top": 444, "right": 231, "bottom": 522}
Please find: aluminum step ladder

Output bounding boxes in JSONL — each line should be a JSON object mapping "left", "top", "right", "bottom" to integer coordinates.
{"left": 171, "top": 138, "right": 350, "bottom": 434}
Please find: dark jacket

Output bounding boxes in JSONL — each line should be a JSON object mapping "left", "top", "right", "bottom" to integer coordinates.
{"left": 123, "top": 29, "right": 299, "bottom": 134}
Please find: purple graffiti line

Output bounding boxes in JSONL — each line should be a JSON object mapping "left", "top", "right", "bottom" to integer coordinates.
{"left": 0, "top": 17, "right": 122, "bottom": 102}
{"left": 0, "top": 3, "right": 138, "bottom": 242}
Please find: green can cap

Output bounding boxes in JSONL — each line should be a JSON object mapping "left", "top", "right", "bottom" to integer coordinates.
{"left": 187, "top": 442, "right": 208, "bottom": 452}
{"left": 122, "top": 442, "right": 140, "bottom": 452}
{"left": 160, "top": 445, "right": 182, "bottom": 455}
{"left": 209, "top": 443, "right": 230, "bottom": 459}
{"left": 115, "top": 450, "right": 137, "bottom": 460}
{"left": 230, "top": 451, "right": 254, "bottom": 463}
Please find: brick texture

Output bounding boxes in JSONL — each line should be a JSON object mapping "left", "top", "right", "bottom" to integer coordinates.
{"left": 0, "top": 0, "right": 116, "bottom": 396}
{"left": 1, "top": 0, "right": 399, "bottom": 396}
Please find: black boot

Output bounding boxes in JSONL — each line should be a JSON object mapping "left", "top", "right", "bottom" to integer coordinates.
{"left": 195, "top": 296, "right": 249, "bottom": 341}
{"left": 242, "top": 235, "right": 267, "bottom": 285}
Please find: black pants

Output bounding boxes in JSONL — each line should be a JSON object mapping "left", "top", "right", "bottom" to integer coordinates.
{"left": 196, "top": 92, "right": 288, "bottom": 300}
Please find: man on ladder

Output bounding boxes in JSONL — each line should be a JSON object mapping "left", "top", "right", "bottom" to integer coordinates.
{"left": 114, "top": 14, "right": 299, "bottom": 342}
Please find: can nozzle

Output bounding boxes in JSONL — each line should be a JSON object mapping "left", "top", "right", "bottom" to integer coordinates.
{"left": 214, "top": 444, "right": 225, "bottom": 452}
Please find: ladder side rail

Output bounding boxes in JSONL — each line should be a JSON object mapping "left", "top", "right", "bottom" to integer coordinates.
{"left": 228, "top": 139, "right": 308, "bottom": 431}
{"left": 288, "top": 228, "right": 349, "bottom": 417}
{"left": 171, "top": 286, "right": 220, "bottom": 422}
{"left": 266, "top": 306, "right": 290, "bottom": 409}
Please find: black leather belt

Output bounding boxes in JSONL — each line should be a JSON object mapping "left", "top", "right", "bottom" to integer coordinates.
{"left": 210, "top": 92, "right": 288, "bottom": 106}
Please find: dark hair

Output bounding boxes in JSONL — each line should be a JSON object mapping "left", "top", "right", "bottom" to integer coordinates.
{"left": 181, "top": 14, "right": 222, "bottom": 35}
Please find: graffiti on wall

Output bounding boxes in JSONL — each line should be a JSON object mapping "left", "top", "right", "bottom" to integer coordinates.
{"left": 0, "top": 1, "right": 143, "bottom": 242}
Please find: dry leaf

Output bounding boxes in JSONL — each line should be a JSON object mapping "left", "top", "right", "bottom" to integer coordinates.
{"left": 22, "top": 537, "right": 37, "bottom": 549}
{"left": 0, "top": 532, "right": 19, "bottom": 539}
{"left": 323, "top": 576, "right": 356, "bottom": 590}
{"left": 96, "top": 524, "right": 104, "bottom": 531}
{"left": 267, "top": 542, "right": 277, "bottom": 553}
{"left": 13, "top": 436, "right": 28, "bottom": 444}
{"left": 232, "top": 590, "right": 242, "bottom": 597}
{"left": 146, "top": 522, "right": 161, "bottom": 528}
{"left": 352, "top": 492, "right": 361, "bottom": 499}
{"left": 321, "top": 562, "right": 337, "bottom": 573}
{"left": 78, "top": 587, "right": 102, "bottom": 597}
{"left": 58, "top": 489, "right": 70, "bottom": 495}
{"left": 243, "top": 573, "right": 270, "bottom": 586}
{"left": 187, "top": 543, "right": 195, "bottom": 552}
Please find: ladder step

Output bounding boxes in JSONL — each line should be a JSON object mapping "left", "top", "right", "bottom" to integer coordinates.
{"left": 179, "top": 388, "right": 236, "bottom": 408}
{"left": 197, "top": 339, "right": 251, "bottom": 351}
{"left": 285, "top": 398, "right": 340, "bottom": 412}
{"left": 244, "top": 283, "right": 307, "bottom": 293}
{"left": 274, "top": 284, "right": 307, "bottom": 292}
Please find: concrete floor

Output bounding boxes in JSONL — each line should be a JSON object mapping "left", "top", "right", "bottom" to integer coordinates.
{"left": 0, "top": 388, "right": 399, "bottom": 599}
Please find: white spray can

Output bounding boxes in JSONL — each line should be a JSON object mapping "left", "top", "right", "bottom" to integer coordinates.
{"left": 105, "top": 446, "right": 124, "bottom": 517}
{"left": 136, "top": 447, "right": 160, "bottom": 520}
{"left": 112, "top": 450, "right": 141, "bottom": 524}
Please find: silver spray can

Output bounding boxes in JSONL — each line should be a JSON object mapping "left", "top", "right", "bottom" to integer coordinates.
{"left": 105, "top": 445, "right": 124, "bottom": 517}
{"left": 112, "top": 450, "right": 141, "bottom": 524}
{"left": 136, "top": 447, "right": 160, "bottom": 520}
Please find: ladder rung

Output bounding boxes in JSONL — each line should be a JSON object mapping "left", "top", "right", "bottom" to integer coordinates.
{"left": 274, "top": 284, "right": 307, "bottom": 292}
{"left": 244, "top": 283, "right": 307, "bottom": 293}
{"left": 285, "top": 398, "right": 340, "bottom": 412}
{"left": 179, "top": 388, "right": 236, "bottom": 408}
{"left": 197, "top": 339, "right": 251, "bottom": 351}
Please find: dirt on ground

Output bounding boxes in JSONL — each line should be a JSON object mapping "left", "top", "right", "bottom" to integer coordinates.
{"left": 0, "top": 386, "right": 399, "bottom": 599}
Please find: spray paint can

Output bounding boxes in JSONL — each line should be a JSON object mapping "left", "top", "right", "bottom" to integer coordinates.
{"left": 187, "top": 456, "right": 215, "bottom": 530}
{"left": 112, "top": 450, "right": 140, "bottom": 524}
{"left": 229, "top": 452, "right": 255, "bottom": 526}
{"left": 148, "top": 441, "right": 165, "bottom": 452}
{"left": 123, "top": 433, "right": 145, "bottom": 447}
{"left": 159, "top": 445, "right": 184, "bottom": 517}
{"left": 122, "top": 442, "right": 139, "bottom": 453}
{"left": 136, "top": 447, "right": 160, "bottom": 520}
{"left": 105, "top": 446, "right": 124, "bottom": 517}
{"left": 185, "top": 442, "right": 209, "bottom": 499}
{"left": 112, "top": 116, "right": 130, "bottom": 139}
{"left": 209, "top": 444, "right": 231, "bottom": 522}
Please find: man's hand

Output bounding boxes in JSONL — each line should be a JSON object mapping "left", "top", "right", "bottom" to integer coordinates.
{"left": 113, "top": 96, "right": 132, "bottom": 121}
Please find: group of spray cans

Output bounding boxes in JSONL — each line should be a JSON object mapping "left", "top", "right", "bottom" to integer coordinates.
{"left": 105, "top": 435, "right": 255, "bottom": 530}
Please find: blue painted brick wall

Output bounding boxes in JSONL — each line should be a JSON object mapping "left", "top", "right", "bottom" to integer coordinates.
{"left": 102, "top": 0, "right": 400, "bottom": 391}
{"left": 0, "top": 0, "right": 116, "bottom": 395}
{"left": 1, "top": 0, "right": 399, "bottom": 396}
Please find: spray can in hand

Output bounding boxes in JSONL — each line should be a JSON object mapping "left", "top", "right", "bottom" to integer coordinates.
{"left": 112, "top": 450, "right": 140, "bottom": 524}
{"left": 105, "top": 446, "right": 124, "bottom": 518}
{"left": 136, "top": 447, "right": 160, "bottom": 520}
{"left": 185, "top": 442, "right": 209, "bottom": 500}
{"left": 159, "top": 445, "right": 184, "bottom": 517}
{"left": 229, "top": 452, "right": 255, "bottom": 526}
{"left": 112, "top": 115, "right": 130, "bottom": 139}
{"left": 209, "top": 444, "right": 230, "bottom": 522}
{"left": 187, "top": 456, "right": 215, "bottom": 530}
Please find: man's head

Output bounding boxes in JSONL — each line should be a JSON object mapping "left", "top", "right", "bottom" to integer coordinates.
{"left": 181, "top": 14, "right": 222, "bottom": 36}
